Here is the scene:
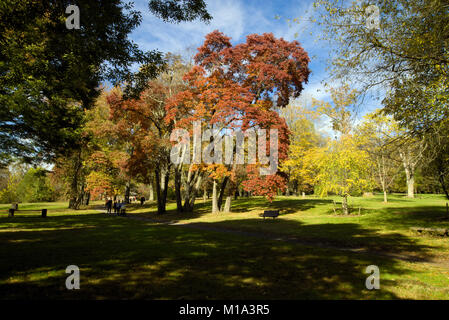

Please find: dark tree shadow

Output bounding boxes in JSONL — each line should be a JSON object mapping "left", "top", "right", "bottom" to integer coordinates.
{"left": 0, "top": 213, "right": 442, "bottom": 299}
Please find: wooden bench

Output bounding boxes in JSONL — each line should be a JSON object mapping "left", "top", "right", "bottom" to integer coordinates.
{"left": 262, "top": 210, "right": 279, "bottom": 220}
{"left": 5, "top": 209, "right": 47, "bottom": 218}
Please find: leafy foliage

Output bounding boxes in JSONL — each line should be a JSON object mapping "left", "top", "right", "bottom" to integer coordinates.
{"left": 0, "top": 0, "right": 210, "bottom": 166}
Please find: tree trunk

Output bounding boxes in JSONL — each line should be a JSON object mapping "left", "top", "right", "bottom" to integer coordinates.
{"left": 399, "top": 148, "right": 419, "bottom": 199}
{"left": 155, "top": 168, "right": 169, "bottom": 214}
{"left": 217, "top": 176, "right": 229, "bottom": 211}
{"left": 383, "top": 190, "right": 388, "bottom": 203}
{"left": 342, "top": 195, "right": 349, "bottom": 215}
{"left": 180, "top": 164, "right": 202, "bottom": 213}
{"left": 223, "top": 196, "right": 231, "bottom": 213}
{"left": 404, "top": 166, "right": 415, "bottom": 198}
{"left": 124, "top": 181, "right": 131, "bottom": 204}
{"left": 68, "top": 150, "right": 84, "bottom": 210}
{"left": 437, "top": 168, "right": 449, "bottom": 200}
{"left": 174, "top": 168, "right": 183, "bottom": 213}
{"left": 212, "top": 180, "right": 219, "bottom": 213}
{"left": 149, "top": 182, "right": 154, "bottom": 201}
{"left": 182, "top": 180, "right": 199, "bottom": 212}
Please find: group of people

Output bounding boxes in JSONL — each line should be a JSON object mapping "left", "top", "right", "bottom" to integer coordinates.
{"left": 105, "top": 199, "right": 126, "bottom": 216}
{"left": 104, "top": 196, "right": 147, "bottom": 216}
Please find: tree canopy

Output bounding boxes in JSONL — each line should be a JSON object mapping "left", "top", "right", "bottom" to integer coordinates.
{"left": 0, "top": 0, "right": 211, "bottom": 167}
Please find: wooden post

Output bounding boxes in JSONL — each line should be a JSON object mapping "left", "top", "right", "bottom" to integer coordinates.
{"left": 41, "top": 209, "right": 47, "bottom": 218}
{"left": 8, "top": 209, "right": 14, "bottom": 217}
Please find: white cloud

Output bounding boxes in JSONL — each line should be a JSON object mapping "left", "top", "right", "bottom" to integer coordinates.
{"left": 131, "top": 0, "right": 246, "bottom": 54}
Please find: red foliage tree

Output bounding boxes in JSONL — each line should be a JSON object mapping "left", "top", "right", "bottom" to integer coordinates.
{"left": 167, "top": 30, "right": 310, "bottom": 205}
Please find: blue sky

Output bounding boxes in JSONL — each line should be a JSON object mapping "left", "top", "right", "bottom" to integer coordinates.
{"left": 129, "top": 0, "right": 381, "bottom": 134}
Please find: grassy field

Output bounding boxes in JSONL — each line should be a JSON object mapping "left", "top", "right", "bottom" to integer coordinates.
{"left": 1, "top": 194, "right": 449, "bottom": 299}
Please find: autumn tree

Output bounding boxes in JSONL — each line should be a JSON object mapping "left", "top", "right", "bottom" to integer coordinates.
{"left": 84, "top": 90, "right": 131, "bottom": 201}
{"left": 305, "top": 85, "right": 372, "bottom": 213}
{"left": 280, "top": 103, "right": 324, "bottom": 195}
{"left": 312, "top": 84, "right": 359, "bottom": 136}
{"left": 356, "top": 111, "right": 402, "bottom": 202}
{"left": 167, "top": 30, "right": 311, "bottom": 212}
{"left": 107, "top": 54, "right": 191, "bottom": 214}
{"left": 312, "top": 135, "right": 372, "bottom": 214}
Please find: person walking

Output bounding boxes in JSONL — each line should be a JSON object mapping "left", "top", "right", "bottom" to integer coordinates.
{"left": 120, "top": 201, "right": 126, "bottom": 216}
{"left": 106, "top": 199, "right": 112, "bottom": 214}
{"left": 140, "top": 196, "right": 145, "bottom": 206}
{"left": 113, "top": 200, "right": 118, "bottom": 215}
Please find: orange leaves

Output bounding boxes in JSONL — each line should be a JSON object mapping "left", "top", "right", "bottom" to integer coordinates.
{"left": 163, "top": 31, "right": 311, "bottom": 201}
{"left": 193, "top": 32, "right": 311, "bottom": 108}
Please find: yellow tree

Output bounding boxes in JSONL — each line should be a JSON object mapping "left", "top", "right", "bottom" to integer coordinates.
{"left": 356, "top": 111, "right": 402, "bottom": 203}
{"left": 308, "top": 85, "right": 372, "bottom": 214}
{"left": 280, "top": 104, "right": 324, "bottom": 195}
{"left": 312, "top": 135, "right": 372, "bottom": 214}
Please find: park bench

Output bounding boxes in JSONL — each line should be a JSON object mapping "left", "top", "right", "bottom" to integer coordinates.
{"left": 262, "top": 210, "right": 279, "bottom": 220}
{"left": 5, "top": 208, "right": 47, "bottom": 218}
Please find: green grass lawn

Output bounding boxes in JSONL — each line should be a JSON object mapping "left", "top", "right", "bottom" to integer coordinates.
{"left": 1, "top": 194, "right": 449, "bottom": 299}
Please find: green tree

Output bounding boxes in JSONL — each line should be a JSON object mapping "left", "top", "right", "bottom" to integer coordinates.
{"left": 307, "top": 0, "right": 448, "bottom": 132}
{"left": 17, "top": 168, "right": 55, "bottom": 203}
{"left": 421, "top": 120, "right": 449, "bottom": 199}
{"left": 356, "top": 111, "right": 402, "bottom": 202}
{"left": 0, "top": 0, "right": 211, "bottom": 166}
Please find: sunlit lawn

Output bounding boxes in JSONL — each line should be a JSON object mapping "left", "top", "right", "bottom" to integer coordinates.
{"left": 1, "top": 194, "right": 449, "bottom": 299}
{"left": 128, "top": 194, "right": 449, "bottom": 258}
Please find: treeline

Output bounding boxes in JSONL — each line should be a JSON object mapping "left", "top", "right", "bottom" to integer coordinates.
{"left": 0, "top": 167, "right": 57, "bottom": 203}
{"left": 280, "top": 85, "right": 448, "bottom": 215}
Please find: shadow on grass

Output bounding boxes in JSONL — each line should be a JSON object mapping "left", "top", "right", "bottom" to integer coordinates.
{"left": 0, "top": 212, "right": 440, "bottom": 299}
{"left": 183, "top": 218, "right": 437, "bottom": 260}
{"left": 367, "top": 205, "right": 449, "bottom": 230}
{"left": 125, "top": 197, "right": 334, "bottom": 222}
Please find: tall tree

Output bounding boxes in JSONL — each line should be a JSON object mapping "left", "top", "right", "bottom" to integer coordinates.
{"left": 167, "top": 30, "right": 311, "bottom": 211}
{"left": 356, "top": 111, "right": 402, "bottom": 202}
{"left": 107, "top": 54, "right": 190, "bottom": 214}
{"left": 422, "top": 121, "right": 449, "bottom": 199}
{"left": 280, "top": 104, "right": 324, "bottom": 195}
{"left": 0, "top": 0, "right": 210, "bottom": 166}
{"left": 308, "top": 0, "right": 448, "bottom": 132}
